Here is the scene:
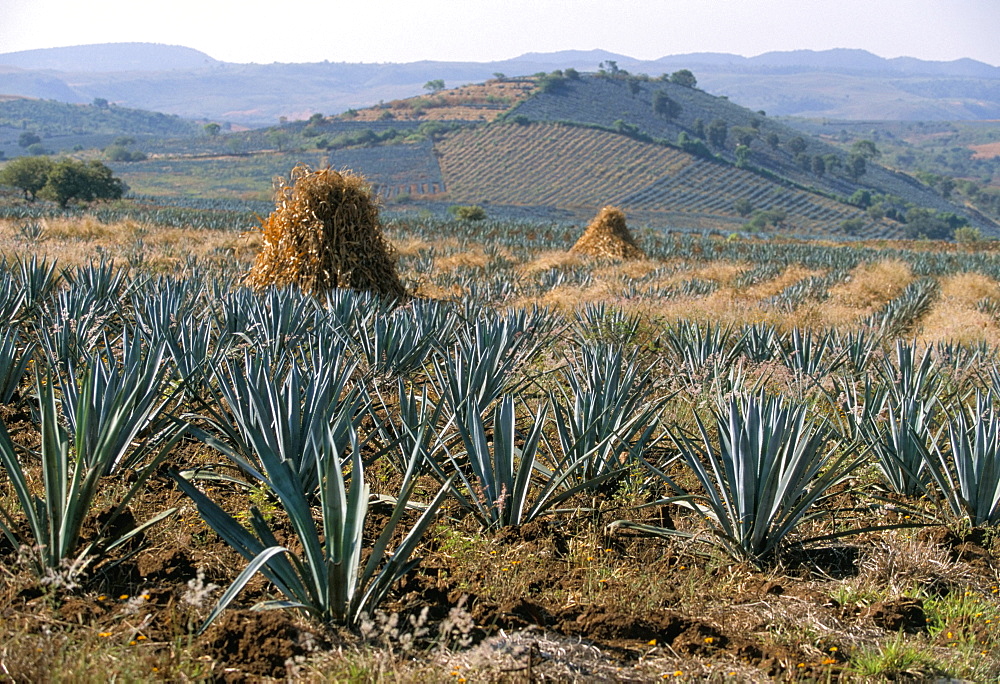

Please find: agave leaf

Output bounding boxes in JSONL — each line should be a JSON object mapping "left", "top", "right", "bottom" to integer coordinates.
{"left": 198, "top": 546, "right": 292, "bottom": 635}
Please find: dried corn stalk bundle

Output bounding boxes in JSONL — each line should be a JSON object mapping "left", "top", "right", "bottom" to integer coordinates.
{"left": 570, "top": 206, "right": 645, "bottom": 260}
{"left": 245, "top": 165, "right": 407, "bottom": 299}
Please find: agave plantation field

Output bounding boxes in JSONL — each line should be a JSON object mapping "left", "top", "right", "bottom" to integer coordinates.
{"left": 4, "top": 203, "right": 1000, "bottom": 682}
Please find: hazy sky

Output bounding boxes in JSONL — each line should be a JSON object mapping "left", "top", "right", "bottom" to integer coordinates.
{"left": 2, "top": 0, "right": 999, "bottom": 66}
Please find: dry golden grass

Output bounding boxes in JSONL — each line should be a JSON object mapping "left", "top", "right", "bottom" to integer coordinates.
{"left": 391, "top": 236, "right": 436, "bottom": 257}
{"left": 592, "top": 258, "right": 663, "bottom": 281}
{"left": 433, "top": 249, "right": 491, "bottom": 272}
{"left": 677, "top": 260, "right": 748, "bottom": 287}
{"left": 809, "top": 259, "right": 915, "bottom": 329}
{"left": 340, "top": 80, "right": 535, "bottom": 123}
{"left": 919, "top": 272, "right": 1000, "bottom": 344}
{"left": 0, "top": 218, "right": 259, "bottom": 272}
{"left": 744, "top": 265, "right": 825, "bottom": 299}
{"left": 518, "top": 250, "right": 585, "bottom": 276}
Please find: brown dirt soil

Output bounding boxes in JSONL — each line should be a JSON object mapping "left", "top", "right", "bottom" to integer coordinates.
{"left": 200, "top": 609, "right": 326, "bottom": 680}
{"left": 865, "top": 597, "right": 927, "bottom": 632}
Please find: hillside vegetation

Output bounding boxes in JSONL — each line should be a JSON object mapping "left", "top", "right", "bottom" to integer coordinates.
{"left": 436, "top": 121, "right": 881, "bottom": 236}
{"left": 1, "top": 71, "right": 997, "bottom": 241}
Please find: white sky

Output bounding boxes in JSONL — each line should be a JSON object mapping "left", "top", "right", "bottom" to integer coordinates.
{"left": 1, "top": 0, "right": 998, "bottom": 66}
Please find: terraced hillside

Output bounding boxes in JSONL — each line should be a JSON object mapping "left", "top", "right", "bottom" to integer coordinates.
{"left": 508, "top": 75, "right": 997, "bottom": 232}
{"left": 437, "top": 121, "right": 885, "bottom": 236}
{"left": 437, "top": 122, "right": 692, "bottom": 207}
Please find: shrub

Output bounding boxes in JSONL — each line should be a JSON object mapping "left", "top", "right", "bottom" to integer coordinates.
{"left": 840, "top": 217, "right": 866, "bottom": 235}
{"left": 733, "top": 198, "right": 753, "bottom": 217}
{"left": 448, "top": 205, "right": 487, "bottom": 221}
{"left": 954, "top": 226, "right": 984, "bottom": 243}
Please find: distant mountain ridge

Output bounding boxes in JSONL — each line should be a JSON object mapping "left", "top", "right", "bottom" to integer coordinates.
{"left": 0, "top": 43, "right": 998, "bottom": 124}
{"left": 0, "top": 43, "right": 219, "bottom": 72}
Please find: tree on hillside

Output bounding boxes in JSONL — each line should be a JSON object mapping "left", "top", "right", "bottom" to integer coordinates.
{"left": 203, "top": 122, "right": 221, "bottom": 137}
{"left": 669, "top": 69, "right": 697, "bottom": 88}
{"left": 39, "top": 159, "right": 125, "bottom": 208}
{"left": 707, "top": 119, "right": 728, "bottom": 147}
{"left": 424, "top": 79, "right": 445, "bottom": 93}
{"left": 847, "top": 153, "right": 867, "bottom": 181}
{"left": 811, "top": 155, "right": 826, "bottom": 177}
{"left": 903, "top": 207, "right": 960, "bottom": 240}
{"left": 732, "top": 126, "right": 755, "bottom": 147}
{"left": 598, "top": 60, "right": 621, "bottom": 77}
{"left": 735, "top": 144, "right": 751, "bottom": 168}
{"left": 0, "top": 156, "right": 54, "bottom": 201}
{"left": 652, "top": 90, "right": 681, "bottom": 119}
{"left": 733, "top": 198, "right": 753, "bottom": 217}
{"left": 692, "top": 118, "right": 705, "bottom": 140}
{"left": 851, "top": 139, "right": 880, "bottom": 159}
{"left": 18, "top": 132, "right": 41, "bottom": 149}
{"left": 787, "top": 136, "right": 807, "bottom": 155}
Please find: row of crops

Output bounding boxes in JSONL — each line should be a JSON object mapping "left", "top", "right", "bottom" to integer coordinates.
{"left": 108, "top": 140, "right": 445, "bottom": 202}
{"left": 436, "top": 121, "right": 693, "bottom": 208}
{"left": 619, "top": 160, "right": 887, "bottom": 236}
{"left": 434, "top": 121, "right": 892, "bottom": 234}
{"left": 3, "top": 216, "right": 1000, "bottom": 634}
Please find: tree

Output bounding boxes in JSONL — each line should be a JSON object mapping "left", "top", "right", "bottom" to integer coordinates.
{"left": 707, "top": 119, "right": 727, "bottom": 147}
{"left": 732, "top": 126, "right": 755, "bottom": 147}
{"left": 847, "top": 153, "right": 867, "bottom": 181}
{"left": 936, "top": 177, "right": 956, "bottom": 199}
{"left": 839, "top": 217, "right": 865, "bottom": 235}
{"left": 599, "top": 60, "right": 621, "bottom": 76}
{"left": 669, "top": 69, "right": 697, "bottom": 88}
{"left": 766, "top": 133, "right": 780, "bottom": 149}
{"left": 537, "top": 72, "right": 567, "bottom": 94}
{"left": 787, "top": 136, "right": 806, "bottom": 155}
{"left": 692, "top": 118, "right": 705, "bottom": 140}
{"left": 903, "top": 208, "right": 953, "bottom": 240}
{"left": 733, "top": 198, "right": 753, "bottom": 217}
{"left": 811, "top": 155, "right": 826, "bottom": 177}
{"left": 38, "top": 159, "right": 125, "bottom": 208}
{"left": 735, "top": 144, "right": 751, "bottom": 168}
{"left": 203, "top": 122, "right": 221, "bottom": 137}
{"left": 851, "top": 139, "right": 880, "bottom": 159}
{"left": 104, "top": 145, "right": 145, "bottom": 162}
{"left": 652, "top": 90, "right": 681, "bottom": 119}
{"left": 0, "top": 156, "right": 53, "bottom": 201}
{"left": 92, "top": 97, "right": 109, "bottom": 109}
{"left": 18, "top": 131, "right": 41, "bottom": 148}
{"left": 423, "top": 79, "right": 445, "bottom": 93}
{"left": 267, "top": 129, "right": 290, "bottom": 152}
{"left": 564, "top": 67, "right": 580, "bottom": 80}
{"left": 849, "top": 189, "right": 872, "bottom": 208}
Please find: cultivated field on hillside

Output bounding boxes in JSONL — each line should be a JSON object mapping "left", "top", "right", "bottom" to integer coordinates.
{"left": 437, "top": 121, "right": 887, "bottom": 235}
{"left": 2, "top": 206, "right": 1000, "bottom": 681}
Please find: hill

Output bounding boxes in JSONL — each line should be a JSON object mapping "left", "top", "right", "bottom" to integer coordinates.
{"left": 0, "top": 96, "right": 202, "bottom": 158}
{"left": 54, "top": 73, "right": 988, "bottom": 239}
{"left": 1, "top": 43, "right": 999, "bottom": 125}
{"left": 0, "top": 43, "right": 219, "bottom": 72}
{"left": 433, "top": 120, "right": 879, "bottom": 236}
